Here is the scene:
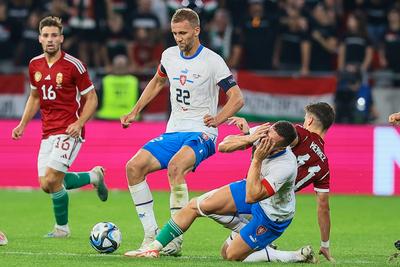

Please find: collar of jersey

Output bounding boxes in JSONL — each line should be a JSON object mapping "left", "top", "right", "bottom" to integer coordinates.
{"left": 267, "top": 148, "right": 287, "bottom": 159}
{"left": 180, "top": 44, "right": 204, "bottom": 59}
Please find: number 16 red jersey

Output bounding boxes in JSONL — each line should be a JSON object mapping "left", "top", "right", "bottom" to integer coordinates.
{"left": 29, "top": 51, "right": 94, "bottom": 139}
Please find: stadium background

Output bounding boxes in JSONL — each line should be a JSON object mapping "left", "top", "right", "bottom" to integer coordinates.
{"left": 0, "top": 0, "right": 399, "bottom": 195}
{"left": 0, "top": 1, "right": 399, "bottom": 266}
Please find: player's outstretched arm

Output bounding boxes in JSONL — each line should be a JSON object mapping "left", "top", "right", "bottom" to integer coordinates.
{"left": 388, "top": 112, "right": 400, "bottom": 125}
{"left": 316, "top": 192, "right": 335, "bottom": 262}
{"left": 218, "top": 124, "right": 269, "bottom": 153}
{"left": 12, "top": 90, "right": 40, "bottom": 140}
{"left": 66, "top": 89, "right": 98, "bottom": 138}
{"left": 204, "top": 85, "right": 244, "bottom": 128}
{"left": 121, "top": 73, "right": 167, "bottom": 128}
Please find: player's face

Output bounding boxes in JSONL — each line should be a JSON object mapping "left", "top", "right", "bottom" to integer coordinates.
{"left": 39, "top": 26, "right": 64, "bottom": 56}
{"left": 267, "top": 127, "right": 285, "bottom": 150}
{"left": 171, "top": 20, "right": 200, "bottom": 53}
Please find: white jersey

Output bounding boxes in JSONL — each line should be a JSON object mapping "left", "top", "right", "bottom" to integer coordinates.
{"left": 259, "top": 148, "right": 298, "bottom": 221}
{"left": 160, "top": 45, "right": 234, "bottom": 138}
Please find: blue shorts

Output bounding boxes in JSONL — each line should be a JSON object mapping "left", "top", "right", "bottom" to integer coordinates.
{"left": 143, "top": 132, "right": 216, "bottom": 170}
{"left": 229, "top": 180, "right": 292, "bottom": 250}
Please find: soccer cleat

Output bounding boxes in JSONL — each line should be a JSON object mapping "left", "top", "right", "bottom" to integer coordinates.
{"left": 124, "top": 230, "right": 159, "bottom": 257}
{"left": 300, "top": 245, "right": 318, "bottom": 263}
{"left": 91, "top": 166, "right": 108, "bottom": 202}
{"left": 395, "top": 240, "right": 400, "bottom": 250}
{"left": 0, "top": 231, "right": 8, "bottom": 245}
{"left": 160, "top": 236, "right": 183, "bottom": 256}
{"left": 44, "top": 226, "right": 70, "bottom": 238}
{"left": 125, "top": 248, "right": 160, "bottom": 258}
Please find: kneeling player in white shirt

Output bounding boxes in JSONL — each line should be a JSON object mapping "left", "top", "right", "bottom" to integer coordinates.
{"left": 124, "top": 121, "right": 314, "bottom": 262}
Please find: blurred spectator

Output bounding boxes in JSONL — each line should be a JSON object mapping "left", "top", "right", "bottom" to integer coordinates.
{"left": 273, "top": 2, "right": 311, "bottom": 74}
{"left": 105, "top": 0, "right": 135, "bottom": 23}
{"left": 102, "top": 13, "right": 130, "bottom": 71}
{"left": 309, "top": 3, "right": 337, "bottom": 71}
{"left": 97, "top": 55, "right": 139, "bottom": 120}
{"left": 127, "top": 26, "right": 163, "bottom": 74}
{"left": 207, "top": 8, "right": 241, "bottom": 68}
{"left": 241, "top": 0, "right": 278, "bottom": 70}
{"left": 166, "top": 0, "right": 218, "bottom": 24}
{"left": 14, "top": 10, "right": 42, "bottom": 66}
{"left": 130, "top": 0, "right": 160, "bottom": 37}
{"left": 363, "top": 0, "right": 391, "bottom": 47}
{"left": 69, "top": 0, "right": 108, "bottom": 67}
{"left": 0, "top": 1, "right": 21, "bottom": 72}
{"left": 7, "top": 0, "right": 31, "bottom": 26}
{"left": 44, "top": 0, "right": 73, "bottom": 51}
{"left": 335, "top": 66, "right": 377, "bottom": 123}
{"left": 379, "top": 8, "right": 400, "bottom": 86}
{"left": 338, "top": 12, "right": 373, "bottom": 72}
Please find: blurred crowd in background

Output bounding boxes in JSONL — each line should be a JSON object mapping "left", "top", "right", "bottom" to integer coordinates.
{"left": 1, "top": 0, "right": 400, "bottom": 123}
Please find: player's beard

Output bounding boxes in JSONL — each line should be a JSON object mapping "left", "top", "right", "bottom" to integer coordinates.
{"left": 179, "top": 39, "right": 195, "bottom": 54}
{"left": 44, "top": 44, "right": 60, "bottom": 57}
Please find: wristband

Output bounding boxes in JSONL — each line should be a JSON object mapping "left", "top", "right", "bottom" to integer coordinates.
{"left": 321, "top": 240, "right": 330, "bottom": 248}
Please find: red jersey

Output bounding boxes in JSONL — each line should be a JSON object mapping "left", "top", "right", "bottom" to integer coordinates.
{"left": 29, "top": 51, "right": 94, "bottom": 139}
{"left": 292, "top": 125, "right": 330, "bottom": 193}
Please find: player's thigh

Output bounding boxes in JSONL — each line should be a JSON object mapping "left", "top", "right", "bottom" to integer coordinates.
{"left": 168, "top": 145, "right": 196, "bottom": 175}
{"left": 199, "top": 185, "right": 237, "bottom": 215}
{"left": 127, "top": 148, "right": 162, "bottom": 174}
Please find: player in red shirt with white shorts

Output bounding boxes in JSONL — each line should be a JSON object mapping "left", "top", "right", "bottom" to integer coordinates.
{"left": 219, "top": 102, "right": 335, "bottom": 262}
{"left": 11, "top": 16, "right": 108, "bottom": 238}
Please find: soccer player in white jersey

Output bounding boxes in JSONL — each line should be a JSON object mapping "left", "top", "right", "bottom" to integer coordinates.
{"left": 124, "top": 121, "right": 315, "bottom": 263}
{"left": 120, "top": 8, "right": 244, "bottom": 255}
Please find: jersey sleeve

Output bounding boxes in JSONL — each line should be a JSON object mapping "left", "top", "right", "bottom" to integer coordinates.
{"left": 28, "top": 63, "right": 37, "bottom": 90}
{"left": 213, "top": 55, "right": 237, "bottom": 92}
{"left": 313, "top": 166, "right": 330, "bottom": 193}
{"left": 73, "top": 62, "right": 94, "bottom": 95}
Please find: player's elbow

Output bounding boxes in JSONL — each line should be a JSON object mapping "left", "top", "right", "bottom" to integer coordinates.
{"left": 217, "top": 142, "right": 229, "bottom": 153}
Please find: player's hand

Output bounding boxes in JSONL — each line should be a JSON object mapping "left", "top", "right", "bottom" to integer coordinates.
{"left": 253, "top": 137, "right": 275, "bottom": 161}
{"left": 66, "top": 121, "right": 83, "bottom": 138}
{"left": 248, "top": 124, "right": 270, "bottom": 143}
{"left": 388, "top": 112, "right": 400, "bottom": 125}
{"left": 319, "top": 247, "right": 335, "bottom": 262}
{"left": 120, "top": 113, "right": 135, "bottom": 129}
{"left": 204, "top": 114, "right": 219, "bottom": 128}
{"left": 228, "top": 116, "right": 250, "bottom": 134}
{"left": 11, "top": 124, "right": 25, "bottom": 140}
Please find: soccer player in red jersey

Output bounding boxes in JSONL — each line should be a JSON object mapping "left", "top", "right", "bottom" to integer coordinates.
{"left": 11, "top": 16, "right": 108, "bottom": 238}
{"left": 219, "top": 102, "right": 335, "bottom": 262}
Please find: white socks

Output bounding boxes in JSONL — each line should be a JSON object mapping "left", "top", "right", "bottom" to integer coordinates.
{"left": 208, "top": 214, "right": 246, "bottom": 232}
{"left": 244, "top": 246, "right": 304, "bottom": 263}
{"left": 170, "top": 184, "right": 189, "bottom": 216}
{"left": 129, "top": 180, "right": 158, "bottom": 237}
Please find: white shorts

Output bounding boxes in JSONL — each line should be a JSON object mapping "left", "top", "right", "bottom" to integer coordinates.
{"left": 37, "top": 134, "right": 83, "bottom": 177}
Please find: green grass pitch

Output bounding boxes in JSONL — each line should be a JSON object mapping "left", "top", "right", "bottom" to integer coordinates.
{"left": 0, "top": 189, "right": 399, "bottom": 266}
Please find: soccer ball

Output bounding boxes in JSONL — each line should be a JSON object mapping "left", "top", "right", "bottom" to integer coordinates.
{"left": 89, "top": 222, "right": 121, "bottom": 253}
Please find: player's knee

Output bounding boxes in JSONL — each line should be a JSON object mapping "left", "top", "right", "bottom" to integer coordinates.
{"left": 225, "top": 246, "right": 243, "bottom": 261}
{"left": 43, "top": 175, "right": 60, "bottom": 192}
{"left": 167, "top": 161, "right": 185, "bottom": 185}
{"left": 220, "top": 242, "right": 229, "bottom": 259}
{"left": 40, "top": 181, "right": 50, "bottom": 194}
{"left": 126, "top": 159, "right": 146, "bottom": 183}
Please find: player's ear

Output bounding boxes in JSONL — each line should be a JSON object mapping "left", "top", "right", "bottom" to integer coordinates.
{"left": 194, "top": 26, "right": 200, "bottom": 37}
{"left": 60, "top": 34, "right": 64, "bottom": 43}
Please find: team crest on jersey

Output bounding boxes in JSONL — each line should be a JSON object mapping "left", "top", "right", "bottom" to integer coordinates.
{"left": 180, "top": 75, "right": 187, "bottom": 85}
{"left": 56, "top": 72, "right": 63, "bottom": 88}
{"left": 201, "top": 133, "right": 209, "bottom": 141}
{"left": 34, "top": 71, "right": 42, "bottom": 82}
{"left": 256, "top": 225, "right": 267, "bottom": 236}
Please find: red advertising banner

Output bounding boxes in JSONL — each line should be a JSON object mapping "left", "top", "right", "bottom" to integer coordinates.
{"left": 1, "top": 121, "right": 399, "bottom": 195}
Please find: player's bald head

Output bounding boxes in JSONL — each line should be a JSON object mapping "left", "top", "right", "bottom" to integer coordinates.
{"left": 172, "top": 8, "right": 200, "bottom": 28}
